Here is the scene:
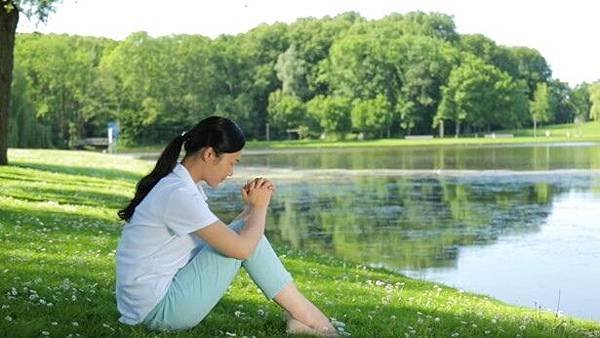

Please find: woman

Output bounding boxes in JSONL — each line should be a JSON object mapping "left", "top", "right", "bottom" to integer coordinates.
{"left": 115, "top": 116, "right": 337, "bottom": 336}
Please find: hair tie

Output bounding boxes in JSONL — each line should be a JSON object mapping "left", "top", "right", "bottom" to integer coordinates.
{"left": 180, "top": 131, "right": 189, "bottom": 141}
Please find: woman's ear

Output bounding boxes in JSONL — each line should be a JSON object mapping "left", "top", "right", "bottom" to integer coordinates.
{"left": 201, "top": 146, "right": 216, "bottom": 162}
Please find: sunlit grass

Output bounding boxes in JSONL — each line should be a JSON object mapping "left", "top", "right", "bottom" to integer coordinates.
{"left": 1, "top": 149, "right": 599, "bottom": 337}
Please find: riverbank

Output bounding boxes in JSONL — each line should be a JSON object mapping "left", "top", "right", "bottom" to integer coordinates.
{"left": 1, "top": 149, "right": 599, "bottom": 337}
{"left": 118, "top": 121, "right": 600, "bottom": 154}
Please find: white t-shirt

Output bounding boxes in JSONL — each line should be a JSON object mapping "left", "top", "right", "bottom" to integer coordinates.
{"left": 115, "top": 163, "right": 220, "bottom": 325}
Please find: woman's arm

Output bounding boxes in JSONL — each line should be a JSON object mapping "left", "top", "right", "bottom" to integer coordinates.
{"left": 233, "top": 177, "right": 275, "bottom": 222}
{"left": 194, "top": 178, "right": 273, "bottom": 260}
{"left": 232, "top": 204, "right": 251, "bottom": 222}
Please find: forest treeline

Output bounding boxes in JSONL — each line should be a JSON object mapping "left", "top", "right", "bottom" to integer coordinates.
{"left": 8, "top": 11, "right": 600, "bottom": 147}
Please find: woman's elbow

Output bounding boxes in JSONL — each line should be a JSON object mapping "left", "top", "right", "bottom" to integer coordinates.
{"left": 232, "top": 245, "right": 256, "bottom": 260}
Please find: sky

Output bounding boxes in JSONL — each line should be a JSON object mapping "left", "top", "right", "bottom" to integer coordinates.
{"left": 16, "top": 0, "right": 600, "bottom": 87}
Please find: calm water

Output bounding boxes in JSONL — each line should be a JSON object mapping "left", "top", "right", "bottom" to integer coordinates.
{"left": 187, "top": 143, "right": 600, "bottom": 321}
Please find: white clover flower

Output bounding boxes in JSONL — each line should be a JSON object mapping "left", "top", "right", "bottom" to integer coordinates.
{"left": 51, "top": 322, "right": 57, "bottom": 326}
{"left": 434, "top": 317, "right": 440, "bottom": 322}
{"left": 332, "top": 320, "right": 346, "bottom": 327}
{"left": 5, "top": 315, "right": 12, "bottom": 322}
{"left": 41, "top": 331, "right": 50, "bottom": 336}
{"left": 72, "top": 321, "right": 79, "bottom": 327}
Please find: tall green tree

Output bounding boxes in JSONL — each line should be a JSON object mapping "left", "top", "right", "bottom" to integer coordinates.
{"left": 267, "top": 89, "right": 310, "bottom": 138}
{"left": 306, "top": 95, "right": 351, "bottom": 138}
{"left": 8, "top": 66, "right": 52, "bottom": 147}
{"left": 1, "top": 0, "right": 58, "bottom": 165}
{"left": 529, "top": 82, "right": 551, "bottom": 136}
{"left": 548, "top": 80, "right": 575, "bottom": 124}
{"left": 351, "top": 94, "right": 393, "bottom": 137}
{"left": 589, "top": 83, "right": 600, "bottom": 122}
{"left": 571, "top": 83, "right": 590, "bottom": 122}
{"left": 275, "top": 44, "right": 310, "bottom": 100}
{"left": 435, "top": 55, "right": 527, "bottom": 136}
{"left": 510, "top": 47, "right": 552, "bottom": 98}
{"left": 14, "top": 34, "right": 112, "bottom": 147}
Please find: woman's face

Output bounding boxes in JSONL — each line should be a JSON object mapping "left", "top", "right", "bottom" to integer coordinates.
{"left": 204, "top": 149, "right": 242, "bottom": 188}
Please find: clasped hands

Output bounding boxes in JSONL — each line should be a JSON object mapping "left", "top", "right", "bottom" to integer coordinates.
{"left": 241, "top": 177, "right": 275, "bottom": 208}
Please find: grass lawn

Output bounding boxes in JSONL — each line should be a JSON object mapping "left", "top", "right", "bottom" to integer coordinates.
{"left": 1, "top": 149, "right": 599, "bottom": 337}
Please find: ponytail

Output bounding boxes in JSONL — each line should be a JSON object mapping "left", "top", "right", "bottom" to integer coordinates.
{"left": 117, "top": 134, "right": 186, "bottom": 221}
{"left": 118, "top": 116, "right": 245, "bottom": 222}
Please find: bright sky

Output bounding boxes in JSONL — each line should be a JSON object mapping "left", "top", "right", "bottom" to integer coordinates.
{"left": 16, "top": 0, "right": 600, "bottom": 87}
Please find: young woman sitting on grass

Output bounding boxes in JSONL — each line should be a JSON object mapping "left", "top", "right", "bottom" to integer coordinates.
{"left": 115, "top": 116, "right": 338, "bottom": 336}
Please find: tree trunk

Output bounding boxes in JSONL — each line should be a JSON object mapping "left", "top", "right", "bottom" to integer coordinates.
{"left": 455, "top": 120, "right": 460, "bottom": 138}
{"left": 533, "top": 118, "right": 537, "bottom": 138}
{"left": 0, "top": 3, "right": 19, "bottom": 165}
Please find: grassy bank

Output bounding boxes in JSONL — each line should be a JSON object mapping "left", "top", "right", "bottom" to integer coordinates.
{"left": 1, "top": 149, "right": 599, "bottom": 337}
{"left": 117, "top": 121, "right": 600, "bottom": 154}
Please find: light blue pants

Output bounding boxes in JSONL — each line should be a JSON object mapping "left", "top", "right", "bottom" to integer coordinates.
{"left": 143, "top": 219, "right": 293, "bottom": 331}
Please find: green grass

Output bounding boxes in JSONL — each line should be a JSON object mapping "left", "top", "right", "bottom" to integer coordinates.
{"left": 118, "top": 121, "right": 600, "bottom": 154}
{"left": 1, "top": 149, "right": 599, "bottom": 337}
{"left": 502, "top": 120, "right": 600, "bottom": 138}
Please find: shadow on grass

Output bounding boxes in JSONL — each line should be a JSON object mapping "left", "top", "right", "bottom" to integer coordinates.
{"left": 13, "top": 162, "right": 144, "bottom": 182}
{"left": 1, "top": 185, "right": 130, "bottom": 210}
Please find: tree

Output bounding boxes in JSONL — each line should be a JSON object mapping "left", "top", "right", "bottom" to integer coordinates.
{"left": 510, "top": 47, "right": 552, "bottom": 98}
{"left": 8, "top": 66, "right": 52, "bottom": 147}
{"left": 274, "top": 44, "right": 310, "bottom": 100}
{"left": 351, "top": 94, "right": 393, "bottom": 137}
{"left": 1, "top": 0, "right": 58, "bottom": 165}
{"left": 267, "top": 89, "right": 310, "bottom": 138}
{"left": 548, "top": 80, "right": 575, "bottom": 124}
{"left": 571, "top": 83, "right": 590, "bottom": 122}
{"left": 435, "top": 55, "right": 528, "bottom": 137}
{"left": 529, "top": 83, "right": 551, "bottom": 137}
{"left": 306, "top": 95, "right": 351, "bottom": 138}
{"left": 590, "top": 83, "right": 600, "bottom": 122}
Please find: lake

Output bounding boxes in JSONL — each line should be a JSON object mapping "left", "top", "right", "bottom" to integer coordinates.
{"left": 179, "top": 142, "right": 600, "bottom": 321}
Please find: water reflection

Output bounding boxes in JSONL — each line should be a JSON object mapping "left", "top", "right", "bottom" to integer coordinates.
{"left": 178, "top": 143, "right": 600, "bottom": 320}
{"left": 237, "top": 143, "right": 600, "bottom": 171}
{"left": 209, "top": 173, "right": 598, "bottom": 272}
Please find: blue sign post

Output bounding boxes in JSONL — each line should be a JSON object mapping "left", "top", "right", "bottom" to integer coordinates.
{"left": 107, "top": 121, "right": 120, "bottom": 154}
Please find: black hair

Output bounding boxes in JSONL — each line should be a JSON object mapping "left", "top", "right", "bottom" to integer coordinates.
{"left": 118, "top": 116, "right": 245, "bottom": 221}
